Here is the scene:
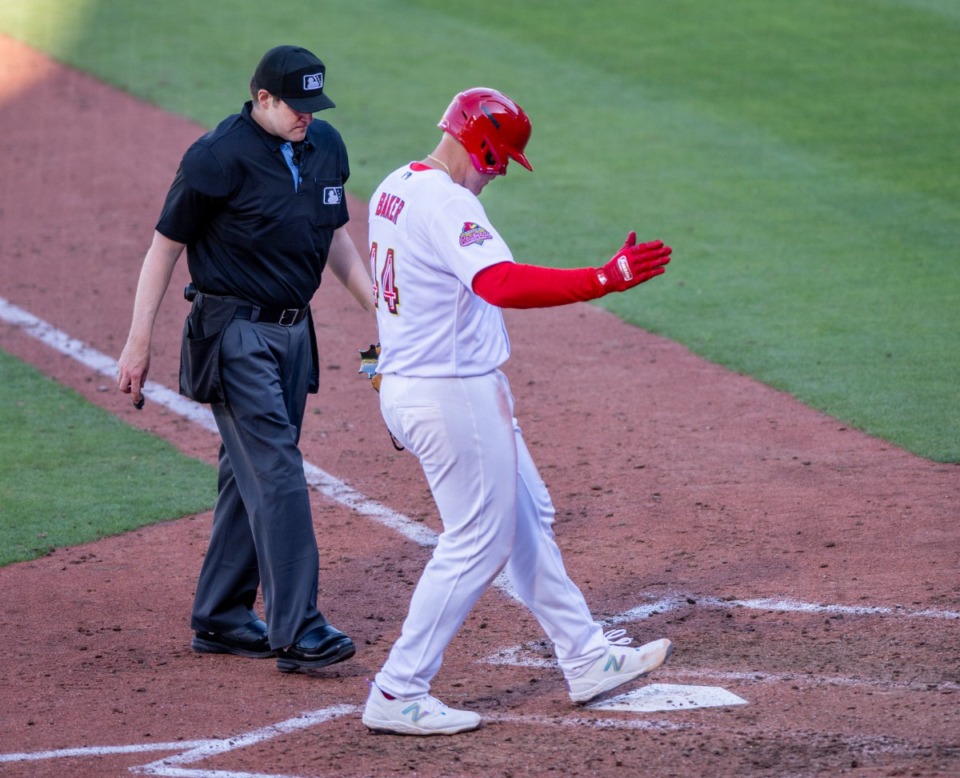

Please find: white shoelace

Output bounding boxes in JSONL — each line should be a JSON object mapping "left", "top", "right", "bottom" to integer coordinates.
{"left": 603, "top": 628, "right": 633, "bottom": 646}
{"left": 419, "top": 695, "right": 447, "bottom": 713}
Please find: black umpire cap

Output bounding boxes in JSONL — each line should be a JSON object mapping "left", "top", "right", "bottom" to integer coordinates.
{"left": 253, "top": 45, "right": 335, "bottom": 112}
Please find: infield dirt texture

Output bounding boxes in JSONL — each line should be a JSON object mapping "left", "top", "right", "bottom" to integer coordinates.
{"left": 1, "top": 37, "right": 958, "bottom": 778}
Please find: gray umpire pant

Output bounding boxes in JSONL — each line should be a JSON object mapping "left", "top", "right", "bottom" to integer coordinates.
{"left": 190, "top": 315, "right": 329, "bottom": 649}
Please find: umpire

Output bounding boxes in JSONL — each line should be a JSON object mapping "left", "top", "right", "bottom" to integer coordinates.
{"left": 117, "top": 45, "right": 374, "bottom": 673}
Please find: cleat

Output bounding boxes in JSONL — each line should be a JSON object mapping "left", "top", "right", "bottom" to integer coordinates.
{"left": 568, "top": 630, "right": 673, "bottom": 704}
{"left": 362, "top": 682, "right": 481, "bottom": 736}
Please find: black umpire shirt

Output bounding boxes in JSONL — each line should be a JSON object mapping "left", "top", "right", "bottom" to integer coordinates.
{"left": 156, "top": 101, "right": 350, "bottom": 309}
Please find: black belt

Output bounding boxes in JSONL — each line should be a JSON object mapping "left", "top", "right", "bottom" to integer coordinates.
{"left": 233, "top": 303, "right": 309, "bottom": 326}
{"left": 186, "top": 286, "right": 309, "bottom": 327}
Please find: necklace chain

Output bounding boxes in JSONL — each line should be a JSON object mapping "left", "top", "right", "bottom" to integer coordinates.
{"left": 426, "top": 154, "right": 451, "bottom": 176}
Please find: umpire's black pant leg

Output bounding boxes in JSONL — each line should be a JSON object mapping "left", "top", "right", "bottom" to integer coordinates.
{"left": 190, "top": 441, "right": 261, "bottom": 633}
{"left": 196, "top": 316, "right": 328, "bottom": 649}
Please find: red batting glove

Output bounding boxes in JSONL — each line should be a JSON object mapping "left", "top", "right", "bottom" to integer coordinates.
{"left": 595, "top": 232, "right": 672, "bottom": 294}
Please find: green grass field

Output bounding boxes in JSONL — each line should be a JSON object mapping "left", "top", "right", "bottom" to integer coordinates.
{"left": 0, "top": 0, "right": 956, "bottom": 560}
{"left": 7, "top": 0, "right": 953, "bottom": 459}
{"left": 0, "top": 352, "right": 215, "bottom": 566}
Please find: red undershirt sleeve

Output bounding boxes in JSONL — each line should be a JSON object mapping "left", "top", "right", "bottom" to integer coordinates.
{"left": 472, "top": 261, "right": 605, "bottom": 309}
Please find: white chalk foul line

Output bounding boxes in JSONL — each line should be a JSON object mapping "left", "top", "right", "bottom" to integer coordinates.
{"left": 137, "top": 770, "right": 307, "bottom": 778}
{"left": 0, "top": 741, "right": 218, "bottom": 764}
{"left": 132, "top": 706, "right": 356, "bottom": 776}
{"left": 0, "top": 297, "right": 218, "bottom": 433}
{"left": 0, "top": 707, "right": 356, "bottom": 776}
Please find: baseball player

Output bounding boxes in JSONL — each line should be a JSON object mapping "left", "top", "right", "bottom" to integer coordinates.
{"left": 361, "top": 88, "right": 674, "bottom": 735}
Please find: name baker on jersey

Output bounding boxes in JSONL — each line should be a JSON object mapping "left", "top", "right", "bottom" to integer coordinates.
{"left": 374, "top": 191, "right": 405, "bottom": 224}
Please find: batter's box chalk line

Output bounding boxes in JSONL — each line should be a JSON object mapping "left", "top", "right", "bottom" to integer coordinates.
{"left": 483, "top": 589, "right": 960, "bottom": 674}
{"left": 483, "top": 591, "right": 960, "bottom": 674}
{"left": 482, "top": 644, "right": 749, "bottom": 714}
{"left": 481, "top": 596, "right": 749, "bottom": 714}
{"left": 479, "top": 589, "right": 960, "bottom": 715}
{"left": 480, "top": 593, "right": 688, "bottom": 669}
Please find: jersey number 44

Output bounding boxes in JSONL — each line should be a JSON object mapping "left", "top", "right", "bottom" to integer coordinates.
{"left": 370, "top": 242, "right": 400, "bottom": 315}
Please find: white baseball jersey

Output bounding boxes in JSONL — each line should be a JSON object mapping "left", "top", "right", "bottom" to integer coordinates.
{"left": 368, "top": 164, "right": 514, "bottom": 377}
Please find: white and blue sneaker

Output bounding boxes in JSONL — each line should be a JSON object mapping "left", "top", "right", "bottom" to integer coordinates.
{"left": 568, "top": 630, "right": 673, "bottom": 704}
{"left": 362, "top": 682, "right": 481, "bottom": 735}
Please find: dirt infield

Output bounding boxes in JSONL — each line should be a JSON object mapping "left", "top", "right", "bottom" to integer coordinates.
{"left": 1, "top": 36, "right": 958, "bottom": 777}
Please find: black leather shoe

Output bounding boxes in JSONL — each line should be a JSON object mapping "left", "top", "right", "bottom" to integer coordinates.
{"left": 191, "top": 618, "right": 275, "bottom": 658}
{"left": 276, "top": 624, "right": 356, "bottom": 673}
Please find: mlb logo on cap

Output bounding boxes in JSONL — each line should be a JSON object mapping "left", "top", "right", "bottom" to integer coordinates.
{"left": 303, "top": 73, "right": 324, "bottom": 91}
{"left": 254, "top": 45, "right": 336, "bottom": 113}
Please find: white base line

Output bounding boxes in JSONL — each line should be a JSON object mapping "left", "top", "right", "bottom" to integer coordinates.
{"left": 0, "top": 707, "right": 355, "bottom": 776}
{"left": 0, "top": 741, "right": 218, "bottom": 764}
{"left": 133, "top": 706, "right": 356, "bottom": 777}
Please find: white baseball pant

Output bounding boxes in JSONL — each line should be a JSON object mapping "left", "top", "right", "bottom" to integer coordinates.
{"left": 374, "top": 369, "right": 609, "bottom": 699}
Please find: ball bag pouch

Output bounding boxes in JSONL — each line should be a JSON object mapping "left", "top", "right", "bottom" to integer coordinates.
{"left": 179, "top": 294, "right": 238, "bottom": 404}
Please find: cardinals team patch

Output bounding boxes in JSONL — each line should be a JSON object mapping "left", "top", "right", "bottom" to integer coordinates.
{"left": 459, "top": 221, "right": 493, "bottom": 247}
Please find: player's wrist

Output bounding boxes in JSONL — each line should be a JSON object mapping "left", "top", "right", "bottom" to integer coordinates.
{"left": 594, "top": 263, "right": 622, "bottom": 296}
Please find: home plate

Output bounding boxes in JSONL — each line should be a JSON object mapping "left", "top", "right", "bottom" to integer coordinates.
{"left": 587, "top": 683, "right": 748, "bottom": 712}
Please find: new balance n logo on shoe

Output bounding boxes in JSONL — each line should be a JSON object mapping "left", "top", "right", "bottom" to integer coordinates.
{"left": 604, "top": 654, "right": 626, "bottom": 673}
{"left": 402, "top": 702, "right": 432, "bottom": 722}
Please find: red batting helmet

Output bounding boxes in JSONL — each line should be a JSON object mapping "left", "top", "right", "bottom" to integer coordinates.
{"left": 438, "top": 87, "right": 533, "bottom": 176}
